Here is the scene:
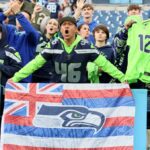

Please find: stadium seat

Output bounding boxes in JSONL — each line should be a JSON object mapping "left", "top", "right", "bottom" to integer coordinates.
{"left": 93, "top": 10, "right": 148, "bottom": 44}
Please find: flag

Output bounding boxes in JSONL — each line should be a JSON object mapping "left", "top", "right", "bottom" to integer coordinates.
{"left": 1, "top": 82, "right": 135, "bottom": 150}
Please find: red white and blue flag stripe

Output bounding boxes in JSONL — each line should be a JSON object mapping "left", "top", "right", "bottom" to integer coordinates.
{"left": 1, "top": 83, "right": 135, "bottom": 150}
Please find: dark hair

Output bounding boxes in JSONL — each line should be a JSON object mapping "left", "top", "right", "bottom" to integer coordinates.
{"left": 93, "top": 24, "right": 109, "bottom": 40}
{"left": 127, "top": 4, "right": 141, "bottom": 12}
{"left": 78, "top": 23, "right": 88, "bottom": 31}
{"left": 82, "top": 4, "right": 94, "bottom": 11}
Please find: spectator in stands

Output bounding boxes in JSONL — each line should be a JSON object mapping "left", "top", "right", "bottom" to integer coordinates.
{"left": 58, "top": 0, "right": 85, "bottom": 21}
{"left": 11, "top": 16, "right": 125, "bottom": 84}
{"left": 61, "top": 0, "right": 72, "bottom": 16}
{"left": 0, "top": 0, "right": 40, "bottom": 82}
{"left": 93, "top": 24, "right": 115, "bottom": 83}
{"left": 45, "top": 0, "right": 61, "bottom": 19}
{"left": 32, "top": 16, "right": 59, "bottom": 82}
{"left": 113, "top": 4, "right": 141, "bottom": 74}
{"left": 0, "top": 24, "right": 21, "bottom": 127}
{"left": 40, "top": 17, "right": 59, "bottom": 40}
{"left": 78, "top": 23, "right": 90, "bottom": 40}
{"left": 113, "top": 4, "right": 149, "bottom": 88}
{"left": 77, "top": 3, "right": 98, "bottom": 44}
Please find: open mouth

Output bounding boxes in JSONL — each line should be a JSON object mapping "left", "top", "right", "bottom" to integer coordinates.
{"left": 50, "top": 28, "right": 53, "bottom": 31}
{"left": 65, "top": 30, "right": 69, "bottom": 34}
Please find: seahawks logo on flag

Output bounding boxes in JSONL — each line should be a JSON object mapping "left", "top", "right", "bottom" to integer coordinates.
{"left": 33, "top": 105, "right": 105, "bottom": 134}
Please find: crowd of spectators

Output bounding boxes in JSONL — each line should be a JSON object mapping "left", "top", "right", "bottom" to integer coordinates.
{"left": 0, "top": 0, "right": 149, "bottom": 134}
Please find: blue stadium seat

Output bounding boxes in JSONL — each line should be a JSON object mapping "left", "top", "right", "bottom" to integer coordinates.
{"left": 93, "top": 10, "right": 149, "bottom": 43}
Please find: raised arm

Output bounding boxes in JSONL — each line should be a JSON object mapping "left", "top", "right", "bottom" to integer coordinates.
{"left": 10, "top": 1, "right": 40, "bottom": 45}
{"left": 73, "top": 0, "right": 85, "bottom": 20}
{"left": 113, "top": 19, "right": 136, "bottom": 55}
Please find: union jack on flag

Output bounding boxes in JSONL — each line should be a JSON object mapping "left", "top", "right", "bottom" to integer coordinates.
{"left": 1, "top": 82, "right": 135, "bottom": 150}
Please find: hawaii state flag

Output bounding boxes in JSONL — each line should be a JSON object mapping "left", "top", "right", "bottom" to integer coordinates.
{"left": 1, "top": 83, "right": 135, "bottom": 150}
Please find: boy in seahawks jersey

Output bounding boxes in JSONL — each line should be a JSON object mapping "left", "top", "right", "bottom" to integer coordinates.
{"left": 113, "top": 5, "right": 150, "bottom": 86}
{"left": 93, "top": 24, "right": 115, "bottom": 83}
{"left": 125, "top": 16, "right": 150, "bottom": 84}
{"left": 113, "top": 4, "right": 142, "bottom": 74}
{"left": 112, "top": 5, "right": 148, "bottom": 87}
{"left": 11, "top": 16, "right": 125, "bottom": 83}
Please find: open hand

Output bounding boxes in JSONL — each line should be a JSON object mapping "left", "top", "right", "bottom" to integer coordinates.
{"left": 10, "top": 0, "right": 23, "bottom": 15}
{"left": 33, "top": 4, "right": 43, "bottom": 14}
{"left": 125, "top": 20, "right": 136, "bottom": 30}
{"left": 76, "top": 0, "right": 85, "bottom": 10}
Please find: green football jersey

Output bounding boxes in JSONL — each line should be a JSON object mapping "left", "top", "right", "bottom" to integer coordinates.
{"left": 126, "top": 16, "right": 150, "bottom": 83}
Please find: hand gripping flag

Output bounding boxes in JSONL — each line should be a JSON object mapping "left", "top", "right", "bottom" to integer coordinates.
{"left": 1, "top": 82, "right": 135, "bottom": 150}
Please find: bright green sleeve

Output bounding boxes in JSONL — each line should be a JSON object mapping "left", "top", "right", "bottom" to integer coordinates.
{"left": 124, "top": 15, "right": 143, "bottom": 24}
{"left": 94, "top": 55, "right": 125, "bottom": 82}
{"left": 87, "top": 62, "right": 99, "bottom": 83}
{"left": 12, "top": 54, "right": 47, "bottom": 82}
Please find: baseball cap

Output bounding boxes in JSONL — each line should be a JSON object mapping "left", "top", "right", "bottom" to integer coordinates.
{"left": 59, "top": 16, "right": 77, "bottom": 27}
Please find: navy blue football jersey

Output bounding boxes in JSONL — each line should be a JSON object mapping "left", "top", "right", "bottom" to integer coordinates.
{"left": 41, "top": 36, "right": 99, "bottom": 83}
{"left": 46, "top": 2, "right": 61, "bottom": 19}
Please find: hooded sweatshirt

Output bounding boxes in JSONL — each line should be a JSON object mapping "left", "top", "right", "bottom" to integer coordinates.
{"left": 0, "top": 24, "right": 22, "bottom": 86}
{"left": 0, "top": 12, "right": 40, "bottom": 82}
{"left": 96, "top": 45, "right": 116, "bottom": 83}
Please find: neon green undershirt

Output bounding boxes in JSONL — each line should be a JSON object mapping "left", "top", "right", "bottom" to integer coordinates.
{"left": 58, "top": 35, "right": 81, "bottom": 54}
